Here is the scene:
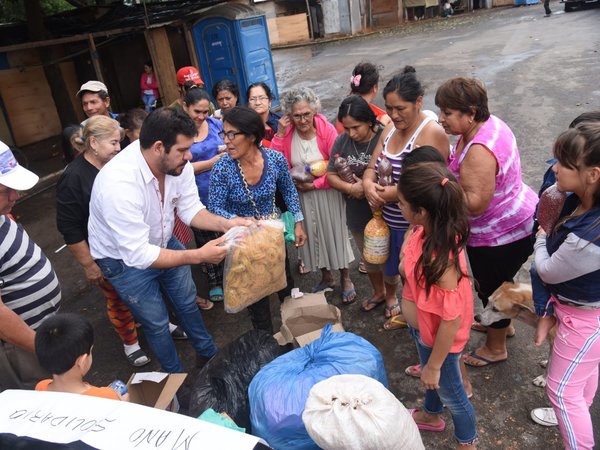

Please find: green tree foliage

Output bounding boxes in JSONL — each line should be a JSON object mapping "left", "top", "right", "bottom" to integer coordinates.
{"left": 0, "top": 0, "right": 75, "bottom": 24}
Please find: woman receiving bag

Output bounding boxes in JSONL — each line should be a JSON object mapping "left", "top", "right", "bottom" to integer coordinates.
{"left": 209, "top": 106, "right": 306, "bottom": 333}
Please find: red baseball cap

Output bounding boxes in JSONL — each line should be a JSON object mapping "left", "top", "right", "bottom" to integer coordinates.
{"left": 176, "top": 66, "right": 203, "bottom": 86}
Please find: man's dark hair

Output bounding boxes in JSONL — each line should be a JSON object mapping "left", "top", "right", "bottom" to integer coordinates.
{"left": 140, "top": 107, "right": 196, "bottom": 153}
{"left": 35, "top": 313, "right": 94, "bottom": 375}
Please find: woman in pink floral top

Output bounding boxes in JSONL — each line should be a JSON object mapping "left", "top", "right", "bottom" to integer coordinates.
{"left": 435, "top": 77, "right": 538, "bottom": 368}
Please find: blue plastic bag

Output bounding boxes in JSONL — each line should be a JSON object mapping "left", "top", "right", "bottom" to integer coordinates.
{"left": 249, "top": 324, "right": 388, "bottom": 450}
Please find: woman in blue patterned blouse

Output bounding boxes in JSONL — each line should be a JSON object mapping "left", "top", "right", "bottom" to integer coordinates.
{"left": 209, "top": 106, "right": 306, "bottom": 332}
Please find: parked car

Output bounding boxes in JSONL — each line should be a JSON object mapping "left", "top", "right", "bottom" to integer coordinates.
{"left": 562, "top": 0, "right": 600, "bottom": 12}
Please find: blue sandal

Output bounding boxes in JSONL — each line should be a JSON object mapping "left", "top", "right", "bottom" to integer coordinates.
{"left": 209, "top": 287, "right": 224, "bottom": 302}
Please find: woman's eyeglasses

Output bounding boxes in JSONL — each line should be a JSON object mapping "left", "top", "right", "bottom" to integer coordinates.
{"left": 218, "top": 131, "right": 244, "bottom": 141}
{"left": 248, "top": 96, "right": 269, "bottom": 103}
{"left": 291, "top": 112, "right": 314, "bottom": 122}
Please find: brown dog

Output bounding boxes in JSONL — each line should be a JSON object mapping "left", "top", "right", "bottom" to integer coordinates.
{"left": 474, "top": 281, "right": 555, "bottom": 387}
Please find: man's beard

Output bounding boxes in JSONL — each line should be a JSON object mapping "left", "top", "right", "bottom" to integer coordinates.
{"left": 160, "top": 158, "right": 186, "bottom": 177}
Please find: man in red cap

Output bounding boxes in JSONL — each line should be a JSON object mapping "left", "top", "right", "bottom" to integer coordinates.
{"left": 169, "top": 66, "right": 214, "bottom": 115}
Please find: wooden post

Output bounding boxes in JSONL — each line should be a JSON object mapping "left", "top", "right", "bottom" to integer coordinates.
{"left": 182, "top": 23, "right": 200, "bottom": 70}
{"left": 305, "top": 0, "right": 314, "bottom": 39}
{"left": 87, "top": 34, "right": 105, "bottom": 83}
{"left": 144, "top": 27, "right": 179, "bottom": 107}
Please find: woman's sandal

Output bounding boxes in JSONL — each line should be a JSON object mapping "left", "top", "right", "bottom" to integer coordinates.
{"left": 383, "top": 315, "right": 408, "bottom": 330}
{"left": 126, "top": 349, "right": 151, "bottom": 367}
{"left": 209, "top": 287, "right": 224, "bottom": 302}
{"left": 361, "top": 297, "right": 385, "bottom": 312}
{"left": 195, "top": 296, "right": 214, "bottom": 311}
{"left": 341, "top": 288, "right": 357, "bottom": 305}
{"left": 298, "top": 259, "right": 310, "bottom": 275}
{"left": 405, "top": 364, "right": 422, "bottom": 378}
{"left": 384, "top": 301, "right": 401, "bottom": 319}
{"left": 312, "top": 280, "right": 335, "bottom": 293}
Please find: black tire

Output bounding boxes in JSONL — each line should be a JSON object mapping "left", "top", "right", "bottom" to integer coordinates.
{"left": 564, "top": 1, "right": 577, "bottom": 11}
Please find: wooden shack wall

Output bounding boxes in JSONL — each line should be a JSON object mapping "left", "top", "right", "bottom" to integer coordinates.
{"left": 0, "top": 49, "right": 81, "bottom": 147}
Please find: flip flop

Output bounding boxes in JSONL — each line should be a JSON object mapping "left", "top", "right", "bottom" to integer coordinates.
{"left": 298, "top": 260, "right": 310, "bottom": 275}
{"left": 358, "top": 261, "right": 368, "bottom": 274}
{"left": 462, "top": 350, "right": 507, "bottom": 368}
{"left": 209, "top": 287, "right": 224, "bottom": 302}
{"left": 195, "top": 296, "right": 214, "bottom": 311}
{"left": 405, "top": 364, "right": 422, "bottom": 378}
{"left": 383, "top": 315, "right": 408, "bottom": 331}
{"left": 361, "top": 297, "right": 385, "bottom": 312}
{"left": 384, "top": 301, "right": 401, "bottom": 319}
{"left": 408, "top": 409, "right": 446, "bottom": 432}
{"left": 341, "top": 288, "right": 357, "bottom": 305}
{"left": 312, "top": 281, "right": 335, "bottom": 293}
{"left": 126, "top": 349, "right": 151, "bottom": 367}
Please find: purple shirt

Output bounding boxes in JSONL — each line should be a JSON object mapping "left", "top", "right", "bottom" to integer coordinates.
{"left": 448, "top": 115, "right": 538, "bottom": 247}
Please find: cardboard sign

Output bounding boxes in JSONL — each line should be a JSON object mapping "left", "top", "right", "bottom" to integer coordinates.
{"left": 274, "top": 293, "right": 344, "bottom": 347}
{"left": 0, "top": 390, "right": 265, "bottom": 450}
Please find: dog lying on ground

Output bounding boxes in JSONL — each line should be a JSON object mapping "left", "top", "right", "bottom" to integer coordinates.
{"left": 474, "top": 282, "right": 555, "bottom": 388}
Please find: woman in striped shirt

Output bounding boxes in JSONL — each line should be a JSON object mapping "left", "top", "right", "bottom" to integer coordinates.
{"left": 363, "top": 66, "right": 449, "bottom": 331}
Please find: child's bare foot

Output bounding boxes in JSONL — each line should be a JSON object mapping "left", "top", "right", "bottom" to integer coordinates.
{"left": 535, "top": 316, "right": 556, "bottom": 346}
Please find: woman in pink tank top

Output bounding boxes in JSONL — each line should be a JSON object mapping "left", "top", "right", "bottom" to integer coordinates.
{"left": 435, "top": 77, "right": 538, "bottom": 368}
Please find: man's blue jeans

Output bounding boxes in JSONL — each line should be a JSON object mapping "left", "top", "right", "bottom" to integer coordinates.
{"left": 411, "top": 327, "right": 478, "bottom": 445}
{"left": 96, "top": 237, "right": 217, "bottom": 373}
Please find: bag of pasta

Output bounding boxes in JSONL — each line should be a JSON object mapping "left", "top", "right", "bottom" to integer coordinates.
{"left": 223, "top": 220, "right": 286, "bottom": 313}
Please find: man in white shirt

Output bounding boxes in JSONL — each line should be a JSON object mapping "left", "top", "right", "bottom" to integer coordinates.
{"left": 88, "top": 108, "right": 248, "bottom": 372}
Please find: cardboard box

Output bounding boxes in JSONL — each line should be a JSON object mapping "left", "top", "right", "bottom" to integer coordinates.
{"left": 274, "top": 292, "right": 344, "bottom": 347}
{"left": 126, "top": 372, "right": 187, "bottom": 411}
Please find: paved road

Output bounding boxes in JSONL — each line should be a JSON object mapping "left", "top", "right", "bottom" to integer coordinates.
{"left": 11, "top": 2, "right": 600, "bottom": 448}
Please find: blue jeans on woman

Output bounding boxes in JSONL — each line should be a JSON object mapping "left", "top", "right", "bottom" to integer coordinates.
{"left": 96, "top": 236, "right": 217, "bottom": 373}
{"left": 142, "top": 93, "right": 156, "bottom": 112}
{"left": 411, "top": 327, "right": 478, "bottom": 445}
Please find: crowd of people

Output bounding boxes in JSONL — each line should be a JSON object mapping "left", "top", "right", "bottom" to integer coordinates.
{"left": 1, "top": 60, "right": 599, "bottom": 450}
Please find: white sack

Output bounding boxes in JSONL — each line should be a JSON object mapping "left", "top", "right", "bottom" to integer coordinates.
{"left": 302, "top": 374, "right": 425, "bottom": 450}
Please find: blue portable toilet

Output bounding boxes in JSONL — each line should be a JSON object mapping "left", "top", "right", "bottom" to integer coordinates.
{"left": 192, "top": 4, "right": 279, "bottom": 108}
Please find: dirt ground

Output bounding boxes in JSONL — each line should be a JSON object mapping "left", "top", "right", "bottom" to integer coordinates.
{"left": 11, "top": 1, "right": 600, "bottom": 448}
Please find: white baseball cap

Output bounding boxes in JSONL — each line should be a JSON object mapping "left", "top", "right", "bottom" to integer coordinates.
{"left": 0, "top": 141, "right": 39, "bottom": 190}
{"left": 76, "top": 80, "right": 109, "bottom": 98}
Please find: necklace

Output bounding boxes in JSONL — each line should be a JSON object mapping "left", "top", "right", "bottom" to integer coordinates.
{"left": 352, "top": 130, "right": 375, "bottom": 155}
{"left": 236, "top": 159, "right": 277, "bottom": 220}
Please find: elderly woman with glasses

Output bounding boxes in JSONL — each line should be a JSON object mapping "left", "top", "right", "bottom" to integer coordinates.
{"left": 271, "top": 87, "right": 356, "bottom": 304}
{"left": 246, "top": 82, "right": 281, "bottom": 145}
{"left": 209, "top": 106, "right": 306, "bottom": 332}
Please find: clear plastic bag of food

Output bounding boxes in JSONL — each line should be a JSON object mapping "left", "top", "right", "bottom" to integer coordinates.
{"left": 223, "top": 220, "right": 286, "bottom": 313}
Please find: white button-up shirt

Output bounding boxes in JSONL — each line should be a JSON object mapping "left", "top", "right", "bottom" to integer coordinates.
{"left": 88, "top": 140, "right": 204, "bottom": 269}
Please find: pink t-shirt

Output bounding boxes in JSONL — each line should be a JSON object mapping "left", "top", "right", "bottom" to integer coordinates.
{"left": 447, "top": 115, "right": 537, "bottom": 247}
{"left": 402, "top": 227, "right": 474, "bottom": 353}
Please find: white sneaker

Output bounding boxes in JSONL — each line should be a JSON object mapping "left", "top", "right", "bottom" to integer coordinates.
{"left": 530, "top": 407, "right": 558, "bottom": 426}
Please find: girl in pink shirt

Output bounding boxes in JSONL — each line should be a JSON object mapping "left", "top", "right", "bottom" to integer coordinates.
{"left": 398, "top": 162, "right": 477, "bottom": 449}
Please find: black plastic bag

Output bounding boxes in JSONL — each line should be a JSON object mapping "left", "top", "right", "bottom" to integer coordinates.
{"left": 189, "top": 330, "right": 283, "bottom": 431}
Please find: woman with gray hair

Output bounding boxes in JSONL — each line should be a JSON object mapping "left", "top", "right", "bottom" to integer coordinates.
{"left": 271, "top": 87, "right": 356, "bottom": 303}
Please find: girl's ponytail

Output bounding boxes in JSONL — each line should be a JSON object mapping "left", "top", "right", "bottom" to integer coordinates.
{"left": 398, "top": 162, "right": 469, "bottom": 293}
